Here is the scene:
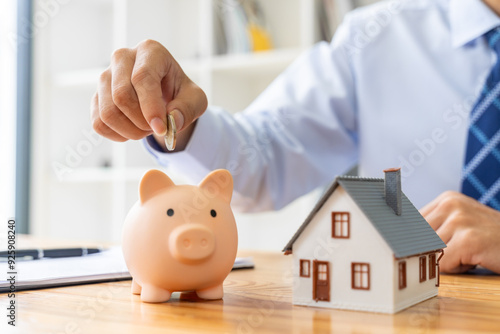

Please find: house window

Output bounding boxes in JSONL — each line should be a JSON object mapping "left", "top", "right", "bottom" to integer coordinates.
{"left": 429, "top": 254, "right": 436, "bottom": 279}
{"left": 419, "top": 256, "right": 427, "bottom": 282}
{"left": 300, "top": 259, "right": 310, "bottom": 277}
{"left": 351, "top": 263, "right": 370, "bottom": 290}
{"left": 332, "top": 212, "right": 350, "bottom": 238}
{"left": 317, "top": 263, "right": 328, "bottom": 281}
{"left": 399, "top": 261, "right": 407, "bottom": 289}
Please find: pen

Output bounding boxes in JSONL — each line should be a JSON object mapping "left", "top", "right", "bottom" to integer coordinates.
{"left": 0, "top": 247, "right": 102, "bottom": 260}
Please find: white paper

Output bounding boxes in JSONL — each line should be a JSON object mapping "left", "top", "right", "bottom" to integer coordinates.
{"left": 0, "top": 247, "right": 254, "bottom": 292}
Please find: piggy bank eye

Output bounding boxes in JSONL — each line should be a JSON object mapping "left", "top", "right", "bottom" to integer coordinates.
{"left": 210, "top": 209, "right": 217, "bottom": 218}
{"left": 166, "top": 209, "right": 174, "bottom": 217}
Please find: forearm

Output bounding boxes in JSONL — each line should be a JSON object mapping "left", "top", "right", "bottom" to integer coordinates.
{"left": 144, "top": 41, "right": 360, "bottom": 211}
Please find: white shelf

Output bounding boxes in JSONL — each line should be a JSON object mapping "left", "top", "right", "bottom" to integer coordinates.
{"left": 54, "top": 167, "right": 150, "bottom": 183}
{"left": 52, "top": 48, "right": 304, "bottom": 88}
{"left": 210, "top": 48, "right": 303, "bottom": 74}
{"left": 52, "top": 68, "right": 103, "bottom": 88}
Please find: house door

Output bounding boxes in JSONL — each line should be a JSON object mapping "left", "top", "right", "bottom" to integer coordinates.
{"left": 313, "top": 261, "right": 330, "bottom": 301}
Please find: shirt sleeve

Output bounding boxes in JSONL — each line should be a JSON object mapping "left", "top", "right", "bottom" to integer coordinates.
{"left": 144, "top": 20, "right": 359, "bottom": 212}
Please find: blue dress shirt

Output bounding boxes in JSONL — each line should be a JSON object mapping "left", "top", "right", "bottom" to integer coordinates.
{"left": 145, "top": 0, "right": 500, "bottom": 212}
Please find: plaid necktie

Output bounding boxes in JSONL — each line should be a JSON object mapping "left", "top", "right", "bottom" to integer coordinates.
{"left": 461, "top": 27, "right": 500, "bottom": 210}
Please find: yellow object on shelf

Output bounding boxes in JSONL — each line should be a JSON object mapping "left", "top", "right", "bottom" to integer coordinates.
{"left": 248, "top": 22, "right": 273, "bottom": 52}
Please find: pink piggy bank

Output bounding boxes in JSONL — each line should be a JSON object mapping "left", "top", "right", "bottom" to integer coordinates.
{"left": 122, "top": 169, "right": 238, "bottom": 303}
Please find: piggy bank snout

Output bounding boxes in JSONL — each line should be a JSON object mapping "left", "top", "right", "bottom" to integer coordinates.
{"left": 169, "top": 224, "right": 215, "bottom": 263}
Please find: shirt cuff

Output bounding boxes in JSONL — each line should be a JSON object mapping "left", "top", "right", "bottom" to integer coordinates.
{"left": 142, "top": 109, "right": 221, "bottom": 183}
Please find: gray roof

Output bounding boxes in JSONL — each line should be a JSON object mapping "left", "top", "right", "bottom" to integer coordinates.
{"left": 283, "top": 176, "right": 446, "bottom": 258}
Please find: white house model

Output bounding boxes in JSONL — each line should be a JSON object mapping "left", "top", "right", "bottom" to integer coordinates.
{"left": 283, "top": 168, "right": 446, "bottom": 314}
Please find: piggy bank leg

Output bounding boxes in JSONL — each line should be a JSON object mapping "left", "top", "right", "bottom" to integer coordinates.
{"left": 140, "top": 284, "right": 172, "bottom": 303}
{"left": 131, "top": 279, "right": 142, "bottom": 295}
{"left": 196, "top": 284, "right": 223, "bottom": 300}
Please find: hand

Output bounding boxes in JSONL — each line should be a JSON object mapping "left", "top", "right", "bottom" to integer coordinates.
{"left": 91, "top": 39, "right": 208, "bottom": 151}
{"left": 420, "top": 191, "right": 500, "bottom": 274}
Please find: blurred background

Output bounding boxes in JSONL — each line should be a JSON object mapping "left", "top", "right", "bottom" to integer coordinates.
{"left": 1, "top": 0, "right": 378, "bottom": 250}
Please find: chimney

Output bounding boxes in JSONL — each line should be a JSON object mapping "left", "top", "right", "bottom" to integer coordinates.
{"left": 384, "top": 168, "right": 402, "bottom": 215}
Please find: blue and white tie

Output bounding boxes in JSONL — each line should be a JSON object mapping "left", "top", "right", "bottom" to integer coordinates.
{"left": 462, "top": 27, "right": 500, "bottom": 210}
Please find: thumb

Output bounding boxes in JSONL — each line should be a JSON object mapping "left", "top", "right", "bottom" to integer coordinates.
{"left": 166, "top": 80, "right": 208, "bottom": 132}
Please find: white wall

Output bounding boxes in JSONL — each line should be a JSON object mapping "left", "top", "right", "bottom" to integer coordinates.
{"left": 393, "top": 254, "right": 439, "bottom": 312}
{"left": 0, "top": 0, "right": 17, "bottom": 225}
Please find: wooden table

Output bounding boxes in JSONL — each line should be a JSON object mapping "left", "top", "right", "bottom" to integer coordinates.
{"left": 2, "top": 236, "right": 500, "bottom": 333}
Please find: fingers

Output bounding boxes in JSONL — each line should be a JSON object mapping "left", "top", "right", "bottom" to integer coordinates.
{"left": 90, "top": 93, "right": 127, "bottom": 142}
{"left": 421, "top": 191, "right": 500, "bottom": 273}
{"left": 438, "top": 231, "right": 477, "bottom": 274}
{"left": 419, "top": 194, "right": 441, "bottom": 218}
{"left": 423, "top": 206, "right": 450, "bottom": 233}
{"left": 421, "top": 191, "right": 466, "bottom": 231}
{"left": 423, "top": 192, "right": 474, "bottom": 245}
{"left": 92, "top": 39, "right": 207, "bottom": 144}
{"left": 98, "top": 70, "right": 152, "bottom": 140}
{"left": 421, "top": 191, "right": 500, "bottom": 274}
{"left": 132, "top": 40, "right": 208, "bottom": 134}
{"left": 430, "top": 212, "right": 462, "bottom": 246}
{"left": 132, "top": 40, "right": 170, "bottom": 136}
{"left": 110, "top": 48, "right": 150, "bottom": 131}
{"left": 165, "top": 79, "right": 208, "bottom": 131}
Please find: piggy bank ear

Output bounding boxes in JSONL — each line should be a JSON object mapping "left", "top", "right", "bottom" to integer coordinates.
{"left": 199, "top": 169, "right": 233, "bottom": 204}
{"left": 139, "top": 169, "right": 175, "bottom": 204}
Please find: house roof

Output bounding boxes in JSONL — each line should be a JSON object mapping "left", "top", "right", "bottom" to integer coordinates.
{"left": 283, "top": 176, "right": 446, "bottom": 258}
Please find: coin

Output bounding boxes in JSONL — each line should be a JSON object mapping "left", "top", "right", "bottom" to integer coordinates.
{"left": 164, "top": 114, "right": 177, "bottom": 151}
